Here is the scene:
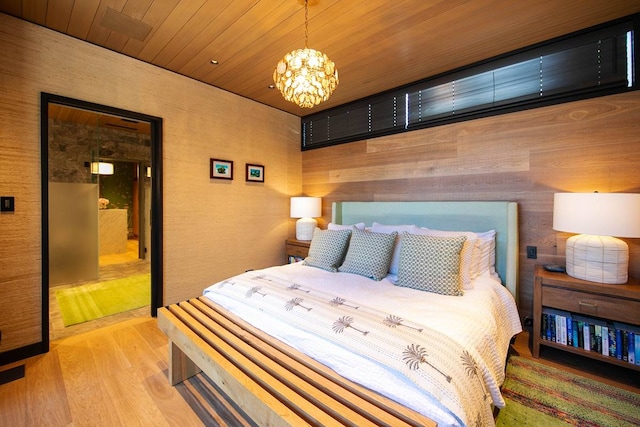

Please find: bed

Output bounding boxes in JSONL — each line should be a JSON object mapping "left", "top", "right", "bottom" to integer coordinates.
{"left": 158, "top": 201, "right": 522, "bottom": 426}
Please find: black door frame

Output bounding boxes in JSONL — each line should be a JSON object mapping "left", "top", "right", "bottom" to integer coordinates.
{"left": 40, "top": 92, "right": 163, "bottom": 353}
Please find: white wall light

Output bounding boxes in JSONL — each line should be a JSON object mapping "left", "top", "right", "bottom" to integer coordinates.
{"left": 90, "top": 161, "right": 114, "bottom": 175}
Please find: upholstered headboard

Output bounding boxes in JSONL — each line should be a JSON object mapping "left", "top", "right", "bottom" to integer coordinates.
{"left": 332, "top": 201, "right": 519, "bottom": 299}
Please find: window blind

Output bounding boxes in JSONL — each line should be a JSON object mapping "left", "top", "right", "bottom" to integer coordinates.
{"left": 302, "top": 15, "right": 637, "bottom": 150}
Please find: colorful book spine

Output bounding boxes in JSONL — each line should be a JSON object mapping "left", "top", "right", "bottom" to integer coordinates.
{"left": 616, "top": 329, "right": 623, "bottom": 360}
{"left": 577, "top": 321, "right": 584, "bottom": 349}
{"left": 540, "top": 312, "right": 640, "bottom": 364}
{"left": 591, "top": 324, "right": 598, "bottom": 354}
{"left": 601, "top": 325, "right": 609, "bottom": 357}
{"left": 609, "top": 326, "right": 617, "bottom": 357}
{"left": 584, "top": 323, "right": 591, "bottom": 351}
{"left": 541, "top": 309, "right": 572, "bottom": 345}
{"left": 560, "top": 315, "right": 567, "bottom": 345}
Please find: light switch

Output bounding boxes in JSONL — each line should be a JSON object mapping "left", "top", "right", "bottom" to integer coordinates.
{"left": 1, "top": 197, "right": 15, "bottom": 212}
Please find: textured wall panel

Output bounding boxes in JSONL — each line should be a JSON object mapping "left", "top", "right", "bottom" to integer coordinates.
{"left": 302, "top": 91, "right": 640, "bottom": 320}
{"left": 0, "top": 14, "right": 301, "bottom": 355}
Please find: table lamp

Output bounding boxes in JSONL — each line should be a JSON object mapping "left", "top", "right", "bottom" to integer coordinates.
{"left": 553, "top": 192, "right": 640, "bottom": 284}
{"left": 290, "top": 197, "right": 321, "bottom": 241}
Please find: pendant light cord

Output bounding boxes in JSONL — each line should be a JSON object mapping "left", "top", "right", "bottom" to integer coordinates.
{"left": 304, "top": 0, "right": 309, "bottom": 48}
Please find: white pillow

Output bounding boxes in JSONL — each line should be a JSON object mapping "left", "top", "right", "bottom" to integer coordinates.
{"left": 370, "top": 222, "right": 416, "bottom": 275}
{"left": 475, "top": 230, "right": 497, "bottom": 277}
{"left": 328, "top": 222, "right": 366, "bottom": 231}
{"left": 411, "top": 226, "right": 479, "bottom": 289}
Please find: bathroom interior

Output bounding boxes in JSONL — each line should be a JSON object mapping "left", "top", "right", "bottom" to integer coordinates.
{"left": 47, "top": 103, "right": 152, "bottom": 340}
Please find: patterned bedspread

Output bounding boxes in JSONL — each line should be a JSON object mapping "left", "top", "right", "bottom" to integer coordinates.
{"left": 203, "top": 265, "right": 519, "bottom": 427}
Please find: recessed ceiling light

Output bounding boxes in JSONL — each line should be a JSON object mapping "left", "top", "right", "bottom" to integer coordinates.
{"left": 268, "top": 84, "right": 275, "bottom": 89}
{"left": 210, "top": 59, "right": 219, "bottom": 65}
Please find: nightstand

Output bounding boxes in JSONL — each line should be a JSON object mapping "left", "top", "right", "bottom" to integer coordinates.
{"left": 533, "top": 264, "right": 640, "bottom": 371}
{"left": 285, "top": 238, "right": 311, "bottom": 264}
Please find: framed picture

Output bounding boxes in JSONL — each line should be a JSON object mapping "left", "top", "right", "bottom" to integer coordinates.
{"left": 246, "top": 163, "right": 265, "bottom": 182}
{"left": 210, "top": 158, "right": 233, "bottom": 180}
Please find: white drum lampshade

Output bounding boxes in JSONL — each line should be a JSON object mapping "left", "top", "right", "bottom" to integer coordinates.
{"left": 553, "top": 192, "right": 640, "bottom": 284}
{"left": 290, "top": 197, "right": 322, "bottom": 241}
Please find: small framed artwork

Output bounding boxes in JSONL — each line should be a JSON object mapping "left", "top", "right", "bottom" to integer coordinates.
{"left": 246, "top": 163, "right": 265, "bottom": 182}
{"left": 210, "top": 158, "right": 233, "bottom": 180}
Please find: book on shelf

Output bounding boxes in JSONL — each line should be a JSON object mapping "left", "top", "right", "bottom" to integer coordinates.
{"left": 608, "top": 326, "right": 617, "bottom": 358}
{"left": 601, "top": 324, "right": 609, "bottom": 357}
{"left": 542, "top": 308, "right": 571, "bottom": 344}
{"left": 540, "top": 311, "right": 640, "bottom": 365}
{"left": 613, "top": 322, "right": 640, "bottom": 366}
{"left": 583, "top": 321, "right": 591, "bottom": 352}
{"left": 288, "top": 255, "right": 305, "bottom": 263}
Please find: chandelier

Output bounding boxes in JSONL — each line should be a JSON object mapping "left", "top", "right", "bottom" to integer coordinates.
{"left": 273, "top": 0, "right": 338, "bottom": 108}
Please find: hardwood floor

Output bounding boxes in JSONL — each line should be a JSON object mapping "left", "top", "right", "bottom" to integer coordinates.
{"left": 1, "top": 321, "right": 638, "bottom": 427}
{"left": 0, "top": 317, "right": 204, "bottom": 427}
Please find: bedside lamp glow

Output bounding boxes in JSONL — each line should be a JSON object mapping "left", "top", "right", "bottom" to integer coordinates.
{"left": 553, "top": 192, "right": 640, "bottom": 284}
{"left": 290, "top": 197, "right": 321, "bottom": 241}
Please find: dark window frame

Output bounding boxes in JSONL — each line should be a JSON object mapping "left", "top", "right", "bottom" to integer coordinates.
{"left": 301, "top": 14, "right": 639, "bottom": 150}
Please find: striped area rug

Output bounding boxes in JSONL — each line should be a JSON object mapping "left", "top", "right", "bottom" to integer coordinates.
{"left": 176, "top": 373, "right": 257, "bottom": 427}
{"left": 497, "top": 356, "right": 640, "bottom": 427}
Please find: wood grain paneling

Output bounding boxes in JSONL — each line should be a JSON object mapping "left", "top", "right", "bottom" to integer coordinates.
{"left": 302, "top": 91, "right": 640, "bottom": 321}
{"left": 1, "top": 1, "right": 638, "bottom": 116}
{"left": 0, "top": 14, "right": 300, "bottom": 357}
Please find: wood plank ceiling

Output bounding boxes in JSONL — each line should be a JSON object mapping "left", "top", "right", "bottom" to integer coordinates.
{"left": 2, "top": 1, "right": 639, "bottom": 117}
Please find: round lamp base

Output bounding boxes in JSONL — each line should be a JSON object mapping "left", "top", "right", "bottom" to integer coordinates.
{"left": 565, "top": 234, "right": 628, "bottom": 284}
{"left": 296, "top": 217, "right": 317, "bottom": 241}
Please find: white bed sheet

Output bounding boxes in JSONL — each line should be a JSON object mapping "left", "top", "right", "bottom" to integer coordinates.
{"left": 203, "top": 262, "right": 522, "bottom": 427}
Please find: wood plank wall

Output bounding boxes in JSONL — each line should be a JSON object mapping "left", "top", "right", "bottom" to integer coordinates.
{"left": 0, "top": 14, "right": 301, "bottom": 356}
{"left": 301, "top": 91, "right": 640, "bottom": 320}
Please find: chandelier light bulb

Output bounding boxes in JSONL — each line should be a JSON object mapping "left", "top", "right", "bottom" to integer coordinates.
{"left": 273, "top": 1, "right": 338, "bottom": 108}
{"left": 273, "top": 48, "right": 338, "bottom": 108}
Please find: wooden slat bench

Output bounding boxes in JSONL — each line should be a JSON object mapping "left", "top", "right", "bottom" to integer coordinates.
{"left": 157, "top": 297, "right": 437, "bottom": 427}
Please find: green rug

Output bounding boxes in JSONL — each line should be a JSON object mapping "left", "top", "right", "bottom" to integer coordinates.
{"left": 55, "top": 274, "right": 150, "bottom": 327}
{"left": 497, "top": 356, "right": 640, "bottom": 427}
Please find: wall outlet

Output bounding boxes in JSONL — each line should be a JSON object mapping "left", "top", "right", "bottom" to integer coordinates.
{"left": 526, "top": 245, "right": 537, "bottom": 259}
{"left": 0, "top": 197, "right": 15, "bottom": 212}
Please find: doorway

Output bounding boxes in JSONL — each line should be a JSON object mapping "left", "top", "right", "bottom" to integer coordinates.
{"left": 41, "top": 93, "right": 163, "bottom": 347}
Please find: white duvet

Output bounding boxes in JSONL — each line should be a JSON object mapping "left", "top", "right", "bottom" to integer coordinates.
{"left": 203, "top": 262, "right": 522, "bottom": 427}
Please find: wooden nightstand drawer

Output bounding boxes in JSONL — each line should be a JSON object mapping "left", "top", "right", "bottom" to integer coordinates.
{"left": 533, "top": 265, "right": 640, "bottom": 370}
{"left": 542, "top": 286, "right": 640, "bottom": 324}
{"left": 286, "top": 244, "right": 309, "bottom": 258}
{"left": 285, "top": 239, "right": 311, "bottom": 263}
